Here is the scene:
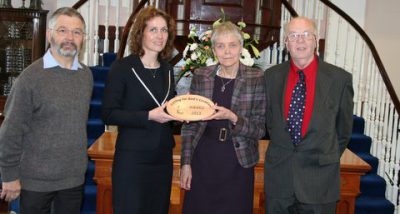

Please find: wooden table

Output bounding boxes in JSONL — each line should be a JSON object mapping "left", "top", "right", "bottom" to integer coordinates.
{"left": 88, "top": 131, "right": 371, "bottom": 214}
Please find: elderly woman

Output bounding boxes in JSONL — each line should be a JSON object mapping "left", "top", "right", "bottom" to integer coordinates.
{"left": 180, "top": 21, "right": 266, "bottom": 214}
{"left": 102, "top": 7, "right": 178, "bottom": 214}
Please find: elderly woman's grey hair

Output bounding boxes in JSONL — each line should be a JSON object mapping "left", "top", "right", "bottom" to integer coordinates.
{"left": 211, "top": 21, "right": 243, "bottom": 47}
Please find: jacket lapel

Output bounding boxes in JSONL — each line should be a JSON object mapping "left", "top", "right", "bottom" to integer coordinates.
{"left": 231, "top": 64, "right": 246, "bottom": 110}
{"left": 304, "top": 61, "right": 332, "bottom": 138}
{"left": 201, "top": 65, "right": 218, "bottom": 100}
{"left": 131, "top": 55, "right": 172, "bottom": 104}
{"left": 277, "top": 63, "right": 290, "bottom": 125}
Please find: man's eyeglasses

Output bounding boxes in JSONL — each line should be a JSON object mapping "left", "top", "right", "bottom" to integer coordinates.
{"left": 50, "top": 27, "right": 85, "bottom": 37}
{"left": 286, "top": 32, "right": 315, "bottom": 42}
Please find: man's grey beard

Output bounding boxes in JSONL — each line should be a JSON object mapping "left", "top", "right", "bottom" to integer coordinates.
{"left": 51, "top": 37, "right": 79, "bottom": 57}
{"left": 57, "top": 42, "right": 78, "bottom": 57}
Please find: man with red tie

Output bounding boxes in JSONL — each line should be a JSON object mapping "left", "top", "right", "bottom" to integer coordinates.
{"left": 264, "top": 16, "right": 354, "bottom": 214}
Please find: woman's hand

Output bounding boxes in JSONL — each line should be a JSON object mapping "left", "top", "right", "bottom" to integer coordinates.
{"left": 180, "top": 164, "right": 192, "bottom": 190}
{"left": 148, "top": 102, "right": 181, "bottom": 123}
{"left": 203, "top": 104, "right": 238, "bottom": 124}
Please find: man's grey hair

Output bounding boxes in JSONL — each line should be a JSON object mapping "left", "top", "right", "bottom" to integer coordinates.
{"left": 48, "top": 7, "right": 86, "bottom": 31}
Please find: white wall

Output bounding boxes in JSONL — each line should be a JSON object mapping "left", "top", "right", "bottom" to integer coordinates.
{"left": 365, "top": 0, "right": 400, "bottom": 97}
{"left": 330, "top": 0, "right": 366, "bottom": 27}
{"left": 331, "top": 0, "right": 400, "bottom": 97}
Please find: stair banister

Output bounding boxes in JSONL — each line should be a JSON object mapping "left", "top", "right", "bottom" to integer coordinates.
{"left": 72, "top": 0, "right": 88, "bottom": 9}
{"left": 281, "top": 0, "right": 298, "bottom": 17}
{"left": 117, "top": 0, "right": 150, "bottom": 59}
{"left": 114, "top": 0, "right": 121, "bottom": 53}
{"left": 281, "top": 0, "right": 400, "bottom": 115}
{"left": 319, "top": 0, "right": 400, "bottom": 115}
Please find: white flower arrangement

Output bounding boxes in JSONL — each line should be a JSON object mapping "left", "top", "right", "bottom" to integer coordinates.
{"left": 177, "top": 12, "right": 260, "bottom": 82}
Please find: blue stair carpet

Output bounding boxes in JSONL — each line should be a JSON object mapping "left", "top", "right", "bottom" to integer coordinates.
{"left": 80, "top": 53, "right": 114, "bottom": 213}
{"left": 348, "top": 115, "right": 394, "bottom": 214}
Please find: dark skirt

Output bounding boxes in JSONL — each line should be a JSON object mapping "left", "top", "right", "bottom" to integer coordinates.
{"left": 112, "top": 148, "right": 173, "bottom": 214}
{"left": 182, "top": 75, "right": 254, "bottom": 214}
{"left": 182, "top": 126, "right": 254, "bottom": 214}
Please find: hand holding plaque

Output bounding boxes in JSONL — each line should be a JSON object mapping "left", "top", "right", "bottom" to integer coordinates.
{"left": 166, "top": 94, "right": 215, "bottom": 121}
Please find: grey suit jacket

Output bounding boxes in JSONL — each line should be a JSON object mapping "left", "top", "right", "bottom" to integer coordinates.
{"left": 181, "top": 63, "right": 266, "bottom": 168}
{"left": 264, "top": 59, "right": 354, "bottom": 204}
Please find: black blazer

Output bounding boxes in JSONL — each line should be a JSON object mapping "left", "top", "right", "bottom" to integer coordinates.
{"left": 264, "top": 59, "right": 354, "bottom": 204}
{"left": 102, "top": 54, "right": 176, "bottom": 152}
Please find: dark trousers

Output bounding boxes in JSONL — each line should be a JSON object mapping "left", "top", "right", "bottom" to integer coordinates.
{"left": 266, "top": 196, "right": 336, "bottom": 214}
{"left": 20, "top": 185, "right": 83, "bottom": 214}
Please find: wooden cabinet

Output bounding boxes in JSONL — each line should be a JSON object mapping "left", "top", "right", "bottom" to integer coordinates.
{"left": 88, "top": 132, "right": 371, "bottom": 214}
{"left": 0, "top": 10, "right": 47, "bottom": 201}
{"left": 0, "top": 8, "right": 48, "bottom": 97}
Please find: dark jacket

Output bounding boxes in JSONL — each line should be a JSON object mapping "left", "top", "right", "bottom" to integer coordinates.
{"left": 264, "top": 59, "right": 354, "bottom": 203}
{"left": 102, "top": 54, "right": 176, "bottom": 153}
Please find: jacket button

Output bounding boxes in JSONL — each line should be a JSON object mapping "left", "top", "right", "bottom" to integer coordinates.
{"left": 235, "top": 143, "right": 240, "bottom": 148}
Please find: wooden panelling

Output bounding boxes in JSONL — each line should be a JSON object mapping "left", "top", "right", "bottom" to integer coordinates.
{"left": 167, "top": 0, "right": 281, "bottom": 50}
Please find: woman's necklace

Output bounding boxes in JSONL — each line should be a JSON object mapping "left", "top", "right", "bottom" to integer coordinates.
{"left": 217, "top": 66, "right": 236, "bottom": 92}
{"left": 220, "top": 77, "right": 234, "bottom": 92}
{"left": 141, "top": 58, "right": 160, "bottom": 78}
{"left": 148, "top": 68, "right": 158, "bottom": 78}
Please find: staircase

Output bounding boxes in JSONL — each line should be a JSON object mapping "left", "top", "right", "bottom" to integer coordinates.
{"left": 80, "top": 53, "right": 115, "bottom": 214}
{"left": 349, "top": 116, "right": 394, "bottom": 213}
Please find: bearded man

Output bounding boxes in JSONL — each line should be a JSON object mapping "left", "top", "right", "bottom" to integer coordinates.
{"left": 0, "top": 7, "right": 93, "bottom": 214}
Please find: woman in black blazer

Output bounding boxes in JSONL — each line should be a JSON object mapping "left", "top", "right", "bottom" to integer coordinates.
{"left": 102, "top": 7, "right": 178, "bottom": 214}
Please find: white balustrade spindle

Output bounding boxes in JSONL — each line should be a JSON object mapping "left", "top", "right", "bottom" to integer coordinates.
{"left": 104, "top": 0, "right": 110, "bottom": 53}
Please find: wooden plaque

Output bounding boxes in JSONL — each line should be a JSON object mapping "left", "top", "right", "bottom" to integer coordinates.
{"left": 167, "top": 94, "right": 215, "bottom": 121}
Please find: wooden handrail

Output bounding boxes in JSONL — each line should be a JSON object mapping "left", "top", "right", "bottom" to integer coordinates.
{"left": 281, "top": 0, "right": 298, "bottom": 17}
{"left": 318, "top": 0, "right": 400, "bottom": 114}
{"left": 117, "top": 0, "right": 150, "bottom": 59}
{"left": 72, "top": 0, "right": 88, "bottom": 9}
